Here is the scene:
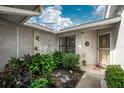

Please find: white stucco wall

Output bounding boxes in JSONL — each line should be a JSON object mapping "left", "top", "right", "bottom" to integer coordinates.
{"left": 0, "top": 19, "right": 34, "bottom": 70}
{"left": 0, "top": 24, "right": 17, "bottom": 70}
{"left": 34, "top": 29, "right": 57, "bottom": 54}
{"left": 57, "top": 30, "right": 97, "bottom": 65}
{"left": 112, "top": 11, "right": 124, "bottom": 69}
{"left": 0, "top": 18, "right": 57, "bottom": 70}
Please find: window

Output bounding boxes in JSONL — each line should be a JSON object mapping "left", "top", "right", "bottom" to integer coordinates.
{"left": 59, "top": 35, "right": 76, "bottom": 53}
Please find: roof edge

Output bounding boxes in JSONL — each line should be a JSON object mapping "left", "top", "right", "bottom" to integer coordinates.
{"left": 57, "top": 16, "right": 121, "bottom": 34}
{"left": 24, "top": 16, "right": 121, "bottom": 34}
{"left": 24, "top": 22, "right": 56, "bottom": 34}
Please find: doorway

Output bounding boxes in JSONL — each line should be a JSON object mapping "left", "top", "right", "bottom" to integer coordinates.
{"left": 98, "top": 33, "right": 110, "bottom": 65}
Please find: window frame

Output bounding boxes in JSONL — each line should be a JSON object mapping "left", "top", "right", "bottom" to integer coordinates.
{"left": 59, "top": 35, "right": 76, "bottom": 53}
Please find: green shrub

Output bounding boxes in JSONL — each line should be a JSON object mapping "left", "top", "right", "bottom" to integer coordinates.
{"left": 31, "top": 77, "right": 49, "bottom": 88}
{"left": 2, "top": 55, "right": 32, "bottom": 88}
{"left": 1, "top": 52, "right": 81, "bottom": 88}
{"left": 2, "top": 57, "right": 23, "bottom": 87}
{"left": 40, "top": 54, "right": 57, "bottom": 74}
{"left": 8, "top": 57, "right": 22, "bottom": 70}
{"left": 62, "top": 53, "right": 80, "bottom": 70}
{"left": 28, "top": 53, "right": 42, "bottom": 74}
{"left": 29, "top": 53, "right": 57, "bottom": 74}
{"left": 105, "top": 65, "right": 124, "bottom": 88}
{"left": 53, "top": 51, "right": 63, "bottom": 67}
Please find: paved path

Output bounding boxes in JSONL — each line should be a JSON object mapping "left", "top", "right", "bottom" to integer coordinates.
{"left": 76, "top": 72, "right": 103, "bottom": 88}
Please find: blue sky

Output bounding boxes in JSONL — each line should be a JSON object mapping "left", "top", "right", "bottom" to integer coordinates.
{"left": 28, "top": 5, "right": 106, "bottom": 31}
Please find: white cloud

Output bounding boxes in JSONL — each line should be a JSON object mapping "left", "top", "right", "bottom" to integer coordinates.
{"left": 41, "top": 6, "right": 62, "bottom": 23}
{"left": 52, "top": 17, "right": 73, "bottom": 31}
{"left": 93, "top": 5, "right": 106, "bottom": 17}
{"left": 30, "top": 5, "right": 73, "bottom": 31}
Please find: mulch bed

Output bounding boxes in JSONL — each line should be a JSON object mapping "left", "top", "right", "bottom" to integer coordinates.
{"left": 49, "top": 69, "right": 84, "bottom": 88}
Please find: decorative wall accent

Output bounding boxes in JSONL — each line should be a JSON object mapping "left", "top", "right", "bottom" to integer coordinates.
{"left": 85, "top": 41, "right": 89, "bottom": 47}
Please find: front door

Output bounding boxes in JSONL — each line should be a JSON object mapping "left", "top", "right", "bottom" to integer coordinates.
{"left": 98, "top": 33, "right": 110, "bottom": 65}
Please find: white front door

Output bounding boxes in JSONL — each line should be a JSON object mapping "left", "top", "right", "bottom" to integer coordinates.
{"left": 98, "top": 33, "right": 110, "bottom": 65}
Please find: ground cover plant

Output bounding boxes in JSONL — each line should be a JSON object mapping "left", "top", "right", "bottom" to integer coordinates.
{"left": 0, "top": 51, "right": 84, "bottom": 88}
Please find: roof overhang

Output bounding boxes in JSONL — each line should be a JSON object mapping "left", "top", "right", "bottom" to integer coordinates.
{"left": 0, "top": 6, "right": 41, "bottom": 16}
{"left": 105, "top": 5, "right": 124, "bottom": 18}
{"left": 24, "top": 16, "right": 121, "bottom": 34}
{"left": 57, "top": 16, "right": 121, "bottom": 34}
{"left": 0, "top": 5, "right": 42, "bottom": 24}
{"left": 24, "top": 22, "right": 56, "bottom": 34}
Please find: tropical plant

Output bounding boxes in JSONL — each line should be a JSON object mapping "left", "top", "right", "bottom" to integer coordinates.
{"left": 53, "top": 51, "right": 63, "bottom": 67}
{"left": 40, "top": 54, "right": 57, "bottom": 74}
{"left": 28, "top": 53, "right": 57, "bottom": 74}
{"left": 28, "top": 53, "right": 42, "bottom": 74}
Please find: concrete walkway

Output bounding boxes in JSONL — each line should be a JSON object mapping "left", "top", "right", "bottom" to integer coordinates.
{"left": 76, "top": 65, "right": 105, "bottom": 88}
{"left": 76, "top": 72, "right": 103, "bottom": 88}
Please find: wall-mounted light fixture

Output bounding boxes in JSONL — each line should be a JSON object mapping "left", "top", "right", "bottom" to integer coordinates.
{"left": 36, "top": 36, "right": 40, "bottom": 41}
{"left": 81, "top": 32, "right": 84, "bottom": 34}
{"left": 34, "top": 47, "right": 38, "bottom": 51}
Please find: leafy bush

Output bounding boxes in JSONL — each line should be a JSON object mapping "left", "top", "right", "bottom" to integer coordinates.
{"left": 1, "top": 57, "right": 22, "bottom": 87}
{"left": 1, "top": 52, "right": 82, "bottom": 88}
{"left": 8, "top": 57, "right": 22, "bottom": 70}
{"left": 31, "top": 77, "right": 49, "bottom": 88}
{"left": 53, "top": 51, "right": 63, "bottom": 67}
{"left": 62, "top": 53, "right": 80, "bottom": 71}
{"left": 1, "top": 54, "right": 32, "bottom": 88}
{"left": 105, "top": 65, "right": 124, "bottom": 88}
{"left": 28, "top": 53, "right": 42, "bottom": 74}
{"left": 40, "top": 54, "right": 57, "bottom": 74}
{"left": 29, "top": 53, "right": 57, "bottom": 74}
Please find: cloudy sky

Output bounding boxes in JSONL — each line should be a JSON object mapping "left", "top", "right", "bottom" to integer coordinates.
{"left": 28, "top": 5, "right": 106, "bottom": 31}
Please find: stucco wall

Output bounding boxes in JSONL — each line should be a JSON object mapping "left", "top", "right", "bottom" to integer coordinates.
{"left": 57, "top": 30, "right": 97, "bottom": 65}
{"left": 0, "top": 25, "right": 17, "bottom": 70}
{"left": 0, "top": 18, "right": 56, "bottom": 70}
{"left": 34, "top": 29, "right": 57, "bottom": 54}
{"left": 112, "top": 10, "right": 124, "bottom": 69}
{"left": 18, "top": 27, "right": 34, "bottom": 57}
{"left": 0, "top": 19, "right": 34, "bottom": 70}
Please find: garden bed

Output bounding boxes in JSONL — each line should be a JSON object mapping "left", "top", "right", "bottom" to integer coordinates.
{"left": 0, "top": 51, "right": 84, "bottom": 88}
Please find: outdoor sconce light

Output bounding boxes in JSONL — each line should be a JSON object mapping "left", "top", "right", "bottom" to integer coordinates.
{"left": 36, "top": 36, "right": 40, "bottom": 41}
{"left": 81, "top": 32, "right": 84, "bottom": 34}
{"left": 34, "top": 47, "right": 38, "bottom": 51}
{"left": 85, "top": 41, "right": 89, "bottom": 47}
